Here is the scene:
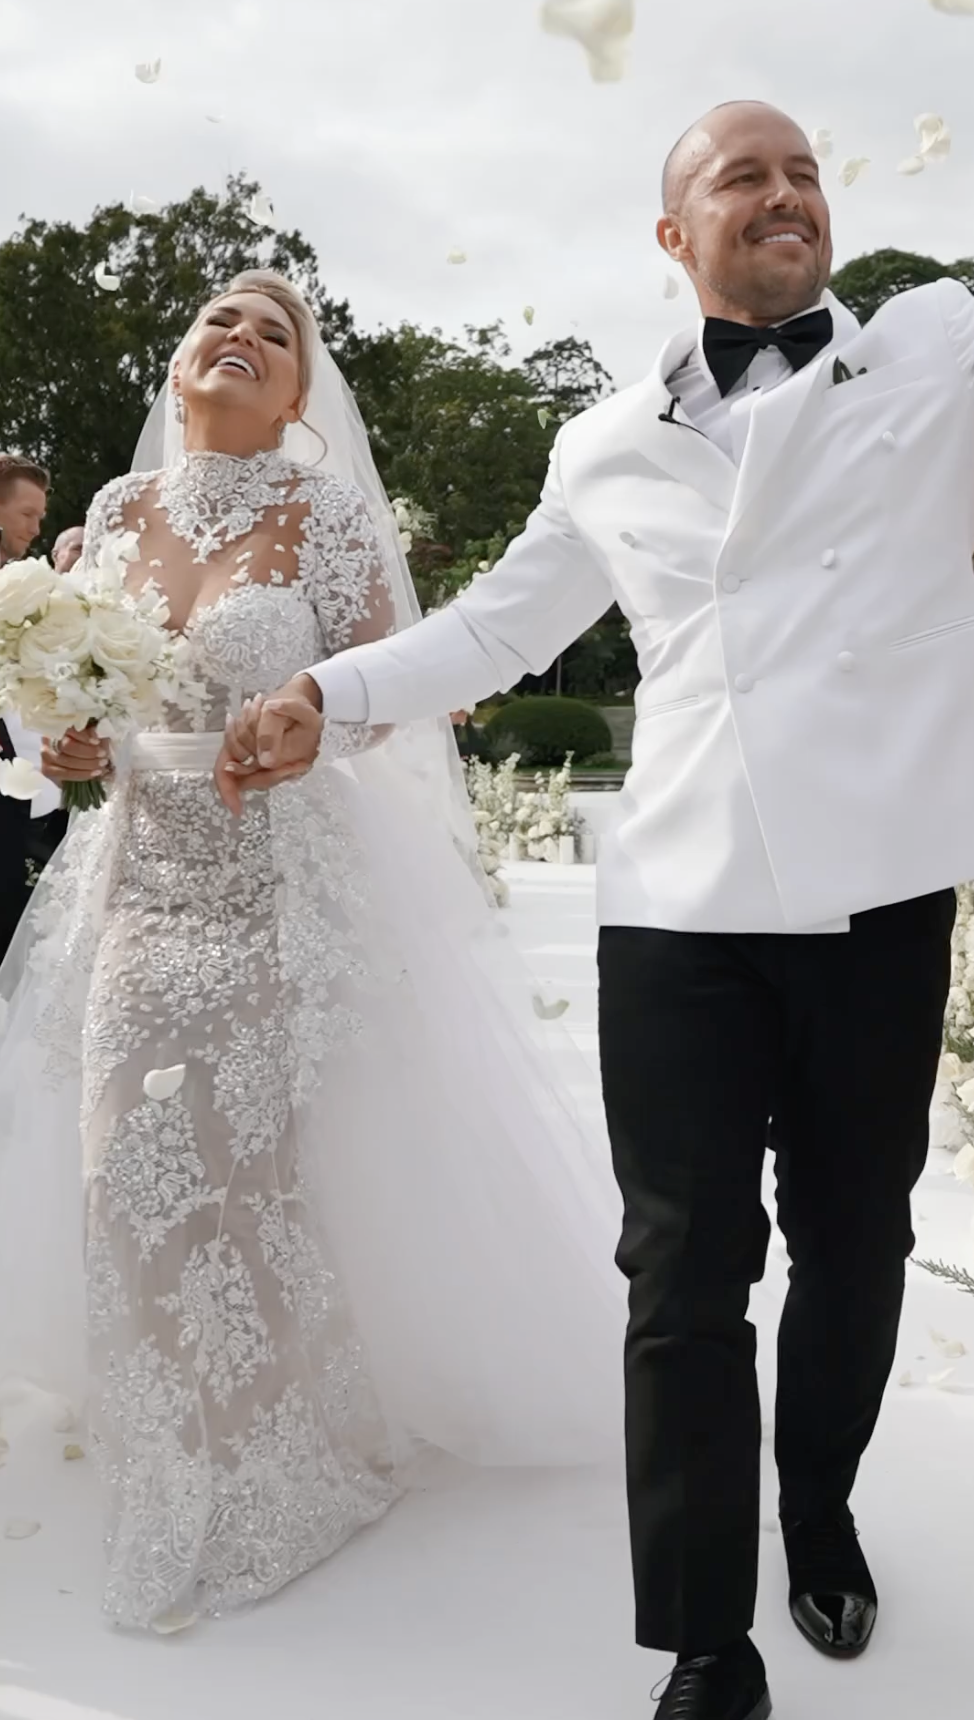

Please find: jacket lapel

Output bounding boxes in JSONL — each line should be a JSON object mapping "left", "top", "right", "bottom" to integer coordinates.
{"left": 726, "top": 292, "right": 862, "bottom": 537}
{"left": 627, "top": 332, "right": 739, "bottom": 516}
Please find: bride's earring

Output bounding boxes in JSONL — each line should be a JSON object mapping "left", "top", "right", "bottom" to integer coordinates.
{"left": 275, "top": 420, "right": 286, "bottom": 448}
{"left": 173, "top": 391, "right": 185, "bottom": 426}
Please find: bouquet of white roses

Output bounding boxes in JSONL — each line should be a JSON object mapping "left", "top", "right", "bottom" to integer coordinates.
{"left": 0, "top": 530, "right": 202, "bottom": 813}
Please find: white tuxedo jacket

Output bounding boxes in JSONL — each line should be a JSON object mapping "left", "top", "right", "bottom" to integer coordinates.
{"left": 312, "top": 281, "right": 974, "bottom": 933}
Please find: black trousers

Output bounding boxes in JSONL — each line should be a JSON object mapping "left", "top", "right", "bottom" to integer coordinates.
{"left": 598, "top": 892, "right": 955, "bottom": 1653}
{"left": 0, "top": 801, "right": 69, "bottom": 961}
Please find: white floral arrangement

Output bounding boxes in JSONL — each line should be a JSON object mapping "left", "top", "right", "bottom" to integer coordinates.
{"left": 391, "top": 496, "right": 433, "bottom": 560}
{"left": 935, "top": 882, "right": 974, "bottom": 1196}
{"left": 0, "top": 531, "right": 203, "bottom": 813}
{"left": 464, "top": 753, "right": 581, "bottom": 874}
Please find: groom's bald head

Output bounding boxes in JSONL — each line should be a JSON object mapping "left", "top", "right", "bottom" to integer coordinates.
{"left": 657, "top": 101, "right": 833, "bottom": 326}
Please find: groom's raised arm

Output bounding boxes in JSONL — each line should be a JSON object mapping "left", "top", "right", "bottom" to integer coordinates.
{"left": 305, "top": 432, "right": 614, "bottom": 727}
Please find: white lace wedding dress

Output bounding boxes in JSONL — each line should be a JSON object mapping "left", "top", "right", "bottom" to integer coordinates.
{"left": 0, "top": 449, "right": 625, "bottom": 1631}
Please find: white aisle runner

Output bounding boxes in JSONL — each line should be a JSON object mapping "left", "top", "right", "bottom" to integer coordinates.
{"left": 1, "top": 866, "right": 972, "bottom": 1720}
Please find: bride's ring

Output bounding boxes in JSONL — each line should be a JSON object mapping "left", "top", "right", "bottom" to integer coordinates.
{"left": 241, "top": 754, "right": 256, "bottom": 768}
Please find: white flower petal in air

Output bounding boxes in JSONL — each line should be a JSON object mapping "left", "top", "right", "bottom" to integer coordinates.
{"left": 541, "top": 0, "right": 635, "bottom": 83}
{"left": 447, "top": 248, "right": 467, "bottom": 265}
{"left": 537, "top": 407, "right": 552, "bottom": 428}
{"left": 4, "top": 1520, "right": 41, "bottom": 1540}
{"left": 62, "top": 1444, "right": 85, "bottom": 1462}
{"left": 811, "top": 128, "right": 833, "bottom": 160}
{"left": 916, "top": 114, "right": 952, "bottom": 160}
{"left": 205, "top": 114, "right": 225, "bottom": 125}
{"left": 523, "top": 305, "right": 536, "bottom": 326}
{"left": 898, "top": 155, "right": 926, "bottom": 176}
{"left": 928, "top": 1367, "right": 956, "bottom": 1388}
{"left": 0, "top": 757, "right": 46, "bottom": 801}
{"left": 838, "top": 157, "right": 870, "bottom": 186}
{"left": 532, "top": 995, "right": 570, "bottom": 1021}
{"left": 663, "top": 274, "right": 680, "bottom": 299}
{"left": 134, "top": 59, "right": 162, "bottom": 84}
{"left": 898, "top": 1370, "right": 916, "bottom": 1388}
{"left": 143, "top": 1064, "right": 186, "bottom": 1101}
{"left": 930, "top": 1329, "right": 967, "bottom": 1359}
{"left": 128, "top": 192, "right": 159, "bottom": 217}
{"left": 929, "top": 0, "right": 974, "bottom": 15}
{"left": 94, "top": 261, "right": 121, "bottom": 292}
{"left": 247, "top": 191, "right": 278, "bottom": 231}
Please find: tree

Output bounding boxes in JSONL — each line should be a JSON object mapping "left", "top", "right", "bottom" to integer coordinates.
{"left": 0, "top": 175, "right": 353, "bottom": 537}
{"left": 831, "top": 247, "right": 974, "bottom": 325}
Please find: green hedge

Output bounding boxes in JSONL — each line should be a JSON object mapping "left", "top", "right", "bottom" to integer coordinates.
{"left": 483, "top": 696, "right": 612, "bottom": 767}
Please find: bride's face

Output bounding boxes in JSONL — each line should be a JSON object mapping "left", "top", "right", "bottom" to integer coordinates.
{"left": 176, "top": 292, "right": 304, "bottom": 437}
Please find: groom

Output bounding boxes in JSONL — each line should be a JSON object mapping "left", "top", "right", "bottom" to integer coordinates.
{"left": 218, "top": 103, "right": 974, "bottom": 1719}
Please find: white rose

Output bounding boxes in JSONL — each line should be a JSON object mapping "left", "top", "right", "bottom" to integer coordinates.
{"left": 0, "top": 557, "right": 57, "bottom": 627}
{"left": 88, "top": 607, "right": 159, "bottom": 679}
{"left": 15, "top": 676, "right": 92, "bottom": 738}
{"left": 953, "top": 1144, "right": 974, "bottom": 1187}
{"left": 16, "top": 589, "right": 92, "bottom": 673}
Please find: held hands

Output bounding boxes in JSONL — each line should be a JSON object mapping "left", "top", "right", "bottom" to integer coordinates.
{"left": 41, "top": 728, "right": 112, "bottom": 786}
{"left": 214, "top": 676, "right": 324, "bottom": 816}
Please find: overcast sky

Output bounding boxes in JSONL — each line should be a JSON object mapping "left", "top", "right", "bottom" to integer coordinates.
{"left": 3, "top": 0, "right": 974, "bottom": 388}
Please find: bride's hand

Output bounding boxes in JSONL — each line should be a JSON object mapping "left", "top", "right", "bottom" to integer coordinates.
{"left": 41, "top": 728, "right": 112, "bottom": 785}
{"left": 214, "top": 689, "right": 321, "bottom": 815}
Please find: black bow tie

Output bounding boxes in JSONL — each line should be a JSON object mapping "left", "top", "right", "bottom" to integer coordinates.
{"left": 702, "top": 307, "right": 834, "bottom": 398}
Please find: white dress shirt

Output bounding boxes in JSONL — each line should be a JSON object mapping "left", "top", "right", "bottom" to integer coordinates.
{"left": 668, "top": 299, "right": 829, "bottom": 463}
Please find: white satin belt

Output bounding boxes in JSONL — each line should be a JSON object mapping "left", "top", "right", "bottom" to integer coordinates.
{"left": 129, "top": 732, "right": 223, "bottom": 772}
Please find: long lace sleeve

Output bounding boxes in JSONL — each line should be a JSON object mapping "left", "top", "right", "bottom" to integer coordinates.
{"left": 304, "top": 477, "right": 398, "bottom": 760}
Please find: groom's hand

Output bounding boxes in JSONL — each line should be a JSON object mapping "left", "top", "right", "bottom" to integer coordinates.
{"left": 214, "top": 678, "right": 324, "bottom": 814}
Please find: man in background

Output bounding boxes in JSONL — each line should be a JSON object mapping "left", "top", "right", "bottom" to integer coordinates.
{"left": 52, "top": 524, "right": 84, "bottom": 572}
{"left": 0, "top": 453, "right": 48, "bottom": 566}
{"left": 0, "top": 454, "right": 66, "bottom": 958}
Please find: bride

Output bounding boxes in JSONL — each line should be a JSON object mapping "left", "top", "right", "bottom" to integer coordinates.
{"left": 0, "top": 270, "right": 625, "bottom": 1633}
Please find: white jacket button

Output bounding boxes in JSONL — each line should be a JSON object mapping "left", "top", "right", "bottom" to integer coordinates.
{"left": 734, "top": 673, "right": 754, "bottom": 694}
{"left": 837, "top": 651, "right": 856, "bottom": 673}
{"left": 721, "top": 573, "right": 741, "bottom": 593}
{"left": 821, "top": 548, "right": 837, "bottom": 568}
{"left": 881, "top": 431, "right": 896, "bottom": 449}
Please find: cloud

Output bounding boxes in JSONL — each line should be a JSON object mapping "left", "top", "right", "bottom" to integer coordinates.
{"left": 1, "top": 0, "right": 973, "bottom": 388}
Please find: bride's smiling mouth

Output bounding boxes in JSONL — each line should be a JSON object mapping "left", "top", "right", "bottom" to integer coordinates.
{"left": 210, "top": 351, "right": 261, "bottom": 381}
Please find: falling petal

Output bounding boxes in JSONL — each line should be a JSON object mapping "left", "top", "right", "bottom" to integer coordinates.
{"left": 929, "top": 0, "right": 974, "bottom": 14}
{"left": 899, "top": 1370, "right": 916, "bottom": 1387}
{"left": 523, "top": 305, "right": 536, "bottom": 326}
{"left": 930, "top": 1329, "right": 967, "bottom": 1359}
{"left": 447, "top": 248, "right": 467, "bottom": 265}
{"left": 541, "top": 0, "right": 635, "bottom": 83}
{"left": 898, "top": 155, "right": 926, "bottom": 176}
{"left": 0, "top": 758, "right": 46, "bottom": 800}
{"left": 247, "top": 191, "right": 278, "bottom": 231}
{"left": 128, "top": 192, "right": 159, "bottom": 217}
{"left": 143, "top": 1064, "right": 186, "bottom": 1101}
{"left": 915, "top": 112, "right": 951, "bottom": 160}
{"left": 619, "top": 530, "right": 637, "bottom": 547}
{"left": 134, "top": 59, "right": 162, "bottom": 84}
{"left": 4, "top": 1520, "right": 41, "bottom": 1540}
{"left": 663, "top": 274, "right": 680, "bottom": 300}
{"left": 928, "top": 1367, "right": 956, "bottom": 1387}
{"left": 533, "top": 995, "right": 570, "bottom": 1020}
{"left": 811, "top": 127, "right": 833, "bottom": 160}
{"left": 838, "top": 157, "right": 870, "bottom": 186}
{"left": 538, "top": 407, "right": 552, "bottom": 428}
{"left": 94, "top": 261, "right": 121, "bottom": 293}
{"left": 62, "top": 1444, "right": 85, "bottom": 1462}
{"left": 205, "top": 113, "right": 225, "bottom": 125}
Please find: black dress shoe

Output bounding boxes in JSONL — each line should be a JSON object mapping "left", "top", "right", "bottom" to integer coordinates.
{"left": 782, "top": 1508, "right": 878, "bottom": 1659}
{"left": 653, "top": 1639, "right": 772, "bottom": 1719}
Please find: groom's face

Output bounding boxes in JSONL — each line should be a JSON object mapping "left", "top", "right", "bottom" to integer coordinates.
{"left": 659, "top": 106, "right": 833, "bottom": 326}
